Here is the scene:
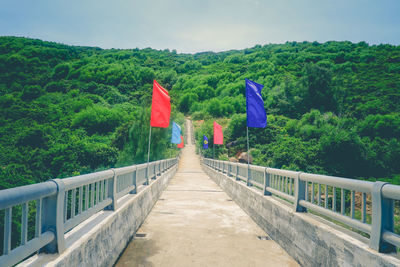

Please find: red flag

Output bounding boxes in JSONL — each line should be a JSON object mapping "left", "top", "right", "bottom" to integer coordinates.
{"left": 150, "top": 80, "right": 171, "bottom": 128}
{"left": 213, "top": 121, "right": 223, "bottom": 144}
{"left": 177, "top": 135, "right": 184, "bottom": 148}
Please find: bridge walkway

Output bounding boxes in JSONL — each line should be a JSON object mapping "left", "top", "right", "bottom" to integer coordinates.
{"left": 115, "top": 119, "right": 298, "bottom": 267}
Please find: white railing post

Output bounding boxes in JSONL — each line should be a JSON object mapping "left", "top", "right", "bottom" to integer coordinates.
{"left": 235, "top": 163, "right": 239, "bottom": 181}
{"left": 130, "top": 166, "right": 137, "bottom": 194}
{"left": 294, "top": 172, "right": 306, "bottom": 212}
{"left": 370, "top": 182, "right": 396, "bottom": 252}
{"left": 42, "top": 179, "right": 66, "bottom": 253}
{"left": 246, "top": 165, "right": 251, "bottom": 186}
{"left": 106, "top": 169, "right": 118, "bottom": 210}
{"left": 263, "top": 168, "right": 271, "bottom": 196}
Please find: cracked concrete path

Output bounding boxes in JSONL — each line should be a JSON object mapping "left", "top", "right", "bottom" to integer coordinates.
{"left": 115, "top": 119, "right": 298, "bottom": 267}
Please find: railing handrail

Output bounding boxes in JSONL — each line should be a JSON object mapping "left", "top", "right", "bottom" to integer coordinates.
{"left": 62, "top": 169, "right": 114, "bottom": 189}
{"left": 299, "top": 172, "right": 374, "bottom": 193}
{"left": 0, "top": 182, "right": 57, "bottom": 210}
{"left": 202, "top": 157, "right": 400, "bottom": 254}
{"left": 0, "top": 157, "right": 179, "bottom": 267}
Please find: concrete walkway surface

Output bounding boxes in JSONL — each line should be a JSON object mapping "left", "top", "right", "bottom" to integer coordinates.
{"left": 115, "top": 119, "right": 298, "bottom": 267}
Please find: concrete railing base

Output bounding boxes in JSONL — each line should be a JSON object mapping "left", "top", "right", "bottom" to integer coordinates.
{"left": 19, "top": 165, "right": 177, "bottom": 267}
{"left": 203, "top": 165, "right": 400, "bottom": 267}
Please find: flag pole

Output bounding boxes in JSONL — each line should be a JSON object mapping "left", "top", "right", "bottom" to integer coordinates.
{"left": 246, "top": 126, "right": 250, "bottom": 186}
{"left": 146, "top": 125, "right": 152, "bottom": 185}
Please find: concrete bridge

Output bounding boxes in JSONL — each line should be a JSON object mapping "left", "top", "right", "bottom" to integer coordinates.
{"left": 1, "top": 120, "right": 400, "bottom": 266}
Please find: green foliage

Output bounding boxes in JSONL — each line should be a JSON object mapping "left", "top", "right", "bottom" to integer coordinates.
{"left": 0, "top": 37, "right": 186, "bottom": 189}
{"left": 71, "top": 105, "right": 126, "bottom": 134}
{"left": 21, "top": 85, "right": 44, "bottom": 101}
{"left": 53, "top": 63, "right": 70, "bottom": 79}
{"left": 179, "top": 92, "right": 198, "bottom": 113}
{"left": 0, "top": 36, "right": 400, "bottom": 191}
{"left": 183, "top": 41, "right": 400, "bottom": 183}
{"left": 358, "top": 114, "right": 400, "bottom": 139}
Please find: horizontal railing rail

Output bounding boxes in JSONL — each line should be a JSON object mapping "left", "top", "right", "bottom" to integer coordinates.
{"left": 0, "top": 158, "right": 178, "bottom": 267}
{"left": 202, "top": 158, "right": 400, "bottom": 254}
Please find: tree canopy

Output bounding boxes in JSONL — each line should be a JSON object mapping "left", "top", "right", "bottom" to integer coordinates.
{"left": 0, "top": 37, "right": 399, "bottom": 190}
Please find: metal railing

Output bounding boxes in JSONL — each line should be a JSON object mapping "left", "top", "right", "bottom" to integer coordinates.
{"left": 0, "top": 158, "right": 178, "bottom": 267}
{"left": 202, "top": 158, "right": 400, "bottom": 253}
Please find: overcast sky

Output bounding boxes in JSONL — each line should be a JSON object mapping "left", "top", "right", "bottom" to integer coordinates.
{"left": 1, "top": 0, "right": 399, "bottom": 53}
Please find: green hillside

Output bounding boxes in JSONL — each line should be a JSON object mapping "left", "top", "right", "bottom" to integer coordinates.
{"left": 0, "top": 37, "right": 185, "bottom": 189}
{"left": 0, "top": 37, "right": 399, "bottom": 189}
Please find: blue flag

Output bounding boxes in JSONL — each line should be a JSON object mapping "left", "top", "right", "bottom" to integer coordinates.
{"left": 246, "top": 79, "right": 267, "bottom": 128}
{"left": 203, "top": 135, "right": 209, "bottom": 149}
{"left": 171, "top": 122, "right": 181, "bottom": 144}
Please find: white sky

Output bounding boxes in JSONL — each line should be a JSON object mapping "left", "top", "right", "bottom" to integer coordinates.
{"left": 1, "top": 0, "right": 399, "bottom": 53}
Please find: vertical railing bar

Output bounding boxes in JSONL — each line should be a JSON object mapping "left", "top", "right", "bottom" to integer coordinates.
{"left": 285, "top": 177, "right": 288, "bottom": 193}
{"left": 362, "top": 192, "right": 367, "bottom": 223}
{"left": 104, "top": 179, "right": 108, "bottom": 199}
{"left": 105, "top": 179, "right": 109, "bottom": 198}
{"left": 79, "top": 186, "right": 83, "bottom": 215}
{"left": 351, "top": 190, "right": 355, "bottom": 219}
{"left": 91, "top": 183, "right": 95, "bottom": 208}
{"left": 64, "top": 191, "right": 68, "bottom": 222}
{"left": 35, "top": 198, "right": 42, "bottom": 238}
{"left": 333, "top": 187, "right": 337, "bottom": 212}
{"left": 289, "top": 178, "right": 292, "bottom": 195}
{"left": 286, "top": 177, "right": 289, "bottom": 193}
{"left": 341, "top": 188, "right": 345, "bottom": 215}
{"left": 311, "top": 182, "right": 315, "bottom": 203}
{"left": 318, "top": 184, "right": 321, "bottom": 206}
{"left": 273, "top": 174, "right": 275, "bottom": 189}
{"left": 272, "top": 174, "right": 274, "bottom": 189}
{"left": 96, "top": 182, "right": 100, "bottom": 205}
{"left": 305, "top": 181, "right": 308, "bottom": 202}
{"left": 85, "top": 185, "right": 89, "bottom": 211}
{"left": 71, "top": 188, "right": 76, "bottom": 218}
{"left": 104, "top": 180, "right": 107, "bottom": 201}
{"left": 115, "top": 176, "right": 119, "bottom": 195}
{"left": 270, "top": 174, "right": 273, "bottom": 188}
{"left": 21, "top": 202, "right": 28, "bottom": 245}
{"left": 277, "top": 175, "right": 279, "bottom": 190}
{"left": 325, "top": 185, "right": 328, "bottom": 209}
{"left": 101, "top": 180, "right": 104, "bottom": 202}
{"left": 3, "top": 207, "right": 12, "bottom": 255}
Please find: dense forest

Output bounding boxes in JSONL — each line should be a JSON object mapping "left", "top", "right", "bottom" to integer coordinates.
{"left": 0, "top": 37, "right": 186, "bottom": 189}
{"left": 0, "top": 37, "right": 399, "bottom": 190}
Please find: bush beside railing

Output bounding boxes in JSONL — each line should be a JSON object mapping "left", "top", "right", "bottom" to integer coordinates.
{"left": 203, "top": 158, "right": 400, "bottom": 253}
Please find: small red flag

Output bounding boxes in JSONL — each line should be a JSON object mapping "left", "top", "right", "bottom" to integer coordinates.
{"left": 150, "top": 80, "right": 171, "bottom": 128}
{"left": 177, "top": 135, "right": 184, "bottom": 148}
{"left": 213, "top": 122, "right": 223, "bottom": 144}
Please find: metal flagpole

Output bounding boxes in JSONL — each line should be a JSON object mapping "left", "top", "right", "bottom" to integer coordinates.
{"left": 246, "top": 126, "right": 250, "bottom": 186}
{"left": 146, "top": 125, "right": 152, "bottom": 185}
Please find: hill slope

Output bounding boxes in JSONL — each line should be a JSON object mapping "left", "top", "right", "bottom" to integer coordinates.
{"left": 0, "top": 37, "right": 399, "bottom": 189}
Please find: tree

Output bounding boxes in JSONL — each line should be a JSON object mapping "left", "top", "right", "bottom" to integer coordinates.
{"left": 301, "top": 63, "right": 336, "bottom": 112}
{"left": 21, "top": 85, "right": 44, "bottom": 101}
{"left": 179, "top": 93, "right": 198, "bottom": 113}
